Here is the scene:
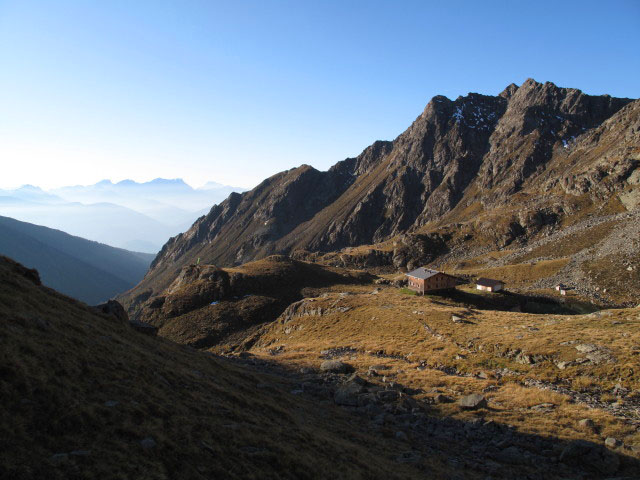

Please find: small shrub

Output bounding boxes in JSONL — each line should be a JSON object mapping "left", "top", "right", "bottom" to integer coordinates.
{"left": 399, "top": 288, "right": 417, "bottom": 296}
{"left": 572, "top": 376, "right": 597, "bottom": 392}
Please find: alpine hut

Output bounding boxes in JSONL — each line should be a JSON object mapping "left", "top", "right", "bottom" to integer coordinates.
{"left": 405, "top": 267, "right": 459, "bottom": 294}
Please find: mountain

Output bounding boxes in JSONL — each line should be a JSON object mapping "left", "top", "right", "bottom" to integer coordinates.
{"left": 0, "top": 200, "right": 177, "bottom": 253}
{"left": 0, "top": 215, "right": 154, "bottom": 304}
{"left": 0, "top": 178, "right": 246, "bottom": 253}
{"left": 51, "top": 178, "right": 245, "bottom": 219}
{"left": 0, "top": 185, "right": 66, "bottom": 204}
{"left": 125, "top": 79, "right": 638, "bottom": 301}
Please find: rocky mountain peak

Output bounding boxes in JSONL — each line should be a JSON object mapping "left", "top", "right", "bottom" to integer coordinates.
{"left": 499, "top": 82, "right": 519, "bottom": 99}
{"left": 126, "top": 80, "right": 637, "bottom": 299}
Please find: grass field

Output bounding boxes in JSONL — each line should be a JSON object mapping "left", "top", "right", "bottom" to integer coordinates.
{"left": 249, "top": 283, "right": 640, "bottom": 452}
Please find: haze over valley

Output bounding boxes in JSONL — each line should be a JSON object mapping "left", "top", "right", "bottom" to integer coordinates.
{"left": 0, "top": 178, "right": 245, "bottom": 252}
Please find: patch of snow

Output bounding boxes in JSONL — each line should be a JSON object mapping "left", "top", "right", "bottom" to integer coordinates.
{"left": 452, "top": 107, "right": 464, "bottom": 124}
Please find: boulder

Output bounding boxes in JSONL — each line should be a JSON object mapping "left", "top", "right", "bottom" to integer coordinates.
{"left": 556, "top": 360, "right": 575, "bottom": 370}
{"left": 530, "top": 403, "right": 555, "bottom": 412}
{"left": 458, "top": 394, "right": 487, "bottom": 410}
{"left": 377, "top": 390, "right": 400, "bottom": 403}
{"left": 334, "top": 375, "right": 366, "bottom": 406}
{"left": 433, "top": 394, "right": 452, "bottom": 404}
{"left": 494, "top": 446, "right": 528, "bottom": 465}
{"left": 140, "top": 437, "right": 157, "bottom": 450}
{"left": 320, "top": 360, "right": 354, "bottom": 374}
{"left": 604, "top": 437, "right": 622, "bottom": 448}
{"left": 395, "top": 451, "right": 421, "bottom": 464}
{"left": 575, "top": 343, "right": 599, "bottom": 354}
{"left": 578, "top": 418, "right": 596, "bottom": 431}
{"left": 92, "top": 299, "right": 129, "bottom": 324}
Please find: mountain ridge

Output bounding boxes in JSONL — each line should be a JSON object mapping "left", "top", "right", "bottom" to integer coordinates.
{"left": 122, "top": 79, "right": 637, "bottom": 303}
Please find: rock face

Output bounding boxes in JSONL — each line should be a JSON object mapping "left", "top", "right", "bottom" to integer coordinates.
{"left": 121, "top": 80, "right": 638, "bottom": 301}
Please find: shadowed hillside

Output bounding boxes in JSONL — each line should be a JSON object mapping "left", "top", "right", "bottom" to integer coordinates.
{"left": 0, "top": 216, "right": 154, "bottom": 304}
{"left": 0, "top": 255, "right": 427, "bottom": 479}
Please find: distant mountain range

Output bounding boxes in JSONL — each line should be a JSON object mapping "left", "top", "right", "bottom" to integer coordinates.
{"left": 0, "top": 178, "right": 246, "bottom": 252}
{"left": 0, "top": 215, "right": 155, "bottom": 304}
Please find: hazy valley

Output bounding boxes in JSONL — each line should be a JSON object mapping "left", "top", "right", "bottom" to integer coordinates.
{"left": 0, "top": 178, "right": 245, "bottom": 253}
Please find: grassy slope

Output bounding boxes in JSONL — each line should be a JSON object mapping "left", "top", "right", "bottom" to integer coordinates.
{"left": 0, "top": 215, "right": 154, "bottom": 304}
{"left": 250, "top": 283, "right": 640, "bottom": 453}
{"left": 0, "top": 256, "right": 427, "bottom": 480}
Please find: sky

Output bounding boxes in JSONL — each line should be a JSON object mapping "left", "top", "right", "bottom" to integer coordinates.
{"left": 0, "top": 0, "right": 638, "bottom": 190}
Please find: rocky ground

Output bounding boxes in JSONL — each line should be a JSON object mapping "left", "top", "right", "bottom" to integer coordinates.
{"left": 224, "top": 281, "right": 640, "bottom": 478}
{"left": 220, "top": 348, "right": 640, "bottom": 479}
{"left": 423, "top": 210, "right": 640, "bottom": 307}
{"left": 485, "top": 211, "right": 639, "bottom": 305}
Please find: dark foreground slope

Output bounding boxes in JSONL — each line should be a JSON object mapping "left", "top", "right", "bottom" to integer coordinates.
{"left": 0, "top": 215, "right": 154, "bottom": 304}
{"left": 0, "top": 256, "right": 420, "bottom": 480}
{"left": 3, "top": 257, "right": 639, "bottom": 478}
{"left": 124, "top": 79, "right": 637, "bottom": 303}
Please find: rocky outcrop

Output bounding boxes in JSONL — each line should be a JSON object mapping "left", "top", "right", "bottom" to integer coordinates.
{"left": 392, "top": 233, "right": 450, "bottom": 270}
{"left": 1, "top": 255, "right": 41, "bottom": 286}
{"left": 92, "top": 299, "right": 129, "bottom": 324}
{"left": 125, "top": 256, "right": 371, "bottom": 350}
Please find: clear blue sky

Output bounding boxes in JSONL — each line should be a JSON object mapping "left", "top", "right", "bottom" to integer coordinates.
{"left": 1, "top": 0, "right": 638, "bottom": 189}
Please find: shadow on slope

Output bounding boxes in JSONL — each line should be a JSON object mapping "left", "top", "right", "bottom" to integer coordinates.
{"left": 0, "top": 255, "right": 421, "bottom": 480}
{"left": 425, "top": 288, "right": 600, "bottom": 315}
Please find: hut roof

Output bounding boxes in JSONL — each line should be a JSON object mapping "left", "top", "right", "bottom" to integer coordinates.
{"left": 406, "top": 267, "right": 441, "bottom": 280}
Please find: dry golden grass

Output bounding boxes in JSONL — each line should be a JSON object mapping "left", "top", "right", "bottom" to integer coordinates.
{"left": 451, "top": 258, "right": 570, "bottom": 287}
{"left": 444, "top": 250, "right": 515, "bottom": 270}
{"left": 249, "top": 284, "right": 640, "bottom": 453}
